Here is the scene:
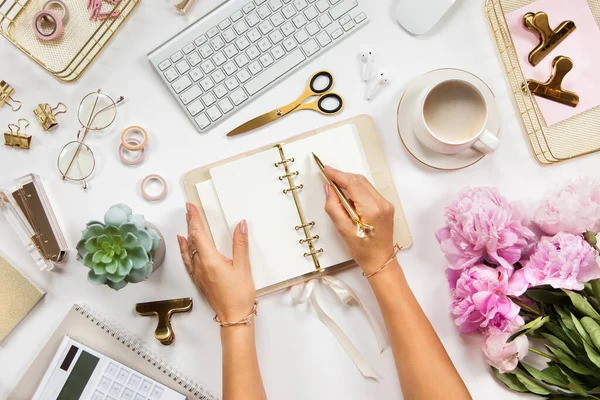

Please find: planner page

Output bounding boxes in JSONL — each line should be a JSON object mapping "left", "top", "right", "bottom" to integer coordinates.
{"left": 209, "top": 125, "right": 372, "bottom": 290}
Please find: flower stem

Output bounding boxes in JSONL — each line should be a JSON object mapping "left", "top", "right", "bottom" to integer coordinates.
{"left": 509, "top": 296, "right": 542, "bottom": 316}
{"left": 528, "top": 348, "right": 557, "bottom": 362}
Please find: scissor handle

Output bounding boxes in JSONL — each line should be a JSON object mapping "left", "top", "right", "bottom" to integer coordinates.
{"left": 296, "top": 92, "right": 344, "bottom": 115}
{"left": 308, "top": 71, "right": 334, "bottom": 94}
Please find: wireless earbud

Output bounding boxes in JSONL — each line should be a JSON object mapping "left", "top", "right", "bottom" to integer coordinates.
{"left": 358, "top": 51, "right": 374, "bottom": 82}
{"left": 366, "top": 72, "right": 389, "bottom": 101}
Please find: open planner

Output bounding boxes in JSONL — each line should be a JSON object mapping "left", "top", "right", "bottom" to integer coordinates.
{"left": 187, "top": 115, "right": 413, "bottom": 295}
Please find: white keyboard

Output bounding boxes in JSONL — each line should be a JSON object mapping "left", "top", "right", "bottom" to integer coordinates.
{"left": 148, "top": 0, "right": 368, "bottom": 133}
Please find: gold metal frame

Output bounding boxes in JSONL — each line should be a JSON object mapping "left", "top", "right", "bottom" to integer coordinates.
{"left": 485, "top": 0, "right": 600, "bottom": 164}
{"left": 0, "top": 0, "right": 140, "bottom": 82}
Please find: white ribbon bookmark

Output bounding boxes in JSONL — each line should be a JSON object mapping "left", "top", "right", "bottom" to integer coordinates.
{"left": 290, "top": 275, "right": 388, "bottom": 379}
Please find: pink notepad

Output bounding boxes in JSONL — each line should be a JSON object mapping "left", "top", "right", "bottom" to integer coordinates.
{"left": 506, "top": 0, "right": 600, "bottom": 126}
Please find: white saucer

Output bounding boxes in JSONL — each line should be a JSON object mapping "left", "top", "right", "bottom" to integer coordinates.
{"left": 397, "top": 69, "right": 500, "bottom": 170}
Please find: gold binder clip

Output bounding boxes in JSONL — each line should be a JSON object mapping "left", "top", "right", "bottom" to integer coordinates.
{"left": 523, "top": 12, "right": 576, "bottom": 66}
{"left": 0, "top": 80, "right": 22, "bottom": 111}
{"left": 524, "top": 56, "right": 579, "bottom": 108}
{"left": 135, "top": 298, "right": 193, "bottom": 346}
{"left": 4, "top": 118, "right": 32, "bottom": 149}
{"left": 34, "top": 102, "right": 67, "bottom": 131}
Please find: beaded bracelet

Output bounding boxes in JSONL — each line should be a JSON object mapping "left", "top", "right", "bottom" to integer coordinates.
{"left": 362, "top": 244, "right": 401, "bottom": 279}
{"left": 213, "top": 301, "right": 258, "bottom": 327}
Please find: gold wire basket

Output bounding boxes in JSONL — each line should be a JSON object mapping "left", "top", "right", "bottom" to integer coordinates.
{"left": 485, "top": 0, "right": 600, "bottom": 164}
{"left": 0, "top": 0, "right": 140, "bottom": 82}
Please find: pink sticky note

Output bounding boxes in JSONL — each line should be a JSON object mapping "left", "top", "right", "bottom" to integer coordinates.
{"left": 506, "top": 0, "right": 600, "bottom": 126}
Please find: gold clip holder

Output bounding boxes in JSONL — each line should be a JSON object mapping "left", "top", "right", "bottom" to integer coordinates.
{"left": 34, "top": 102, "right": 67, "bottom": 131}
{"left": 523, "top": 12, "right": 576, "bottom": 66}
{"left": 135, "top": 298, "right": 193, "bottom": 346}
{"left": 274, "top": 144, "right": 323, "bottom": 270}
{"left": 4, "top": 119, "right": 31, "bottom": 149}
{"left": 0, "top": 80, "right": 22, "bottom": 111}
{"left": 523, "top": 55, "right": 579, "bottom": 108}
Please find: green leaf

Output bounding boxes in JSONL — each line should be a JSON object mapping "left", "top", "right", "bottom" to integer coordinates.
{"left": 104, "top": 260, "right": 118, "bottom": 274}
{"left": 591, "top": 279, "right": 600, "bottom": 303}
{"left": 122, "top": 232, "right": 139, "bottom": 249}
{"left": 111, "top": 203, "right": 132, "bottom": 217}
{"left": 126, "top": 267, "right": 149, "bottom": 283}
{"left": 107, "top": 279, "right": 128, "bottom": 291}
{"left": 104, "top": 206, "right": 128, "bottom": 227}
{"left": 541, "top": 333, "right": 577, "bottom": 358}
{"left": 492, "top": 368, "right": 529, "bottom": 393}
{"left": 118, "top": 223, "right": 139, "bottom": 238}
{"left": 129, "top": 246, "right": 149, "bottom": 269}
{"left": 557, "top": 367, "right": 589, "bottom": 397}
{"left": 82, "top": 223, "right": 105, "bottom": 240}
{"left": 117, "top": 258, "right": 133, "bottom": 276}
{"left": 581, "top": 317, "right": 600, "bottom": 351}
{"left": 147, "top": 228, "right": 160, "bottom": 251}
{"left": 556, "top": 306, "right": 576, "bottom": 331}
{"left": 508, "top": 316, "right": 550, "bottom": 343}
{"left": 571, "top": 313, "right": 594, "bottom": 346}
{"left": 87, "top": 270, "right": 107, "bottom": 285}
{"left": 100, "top": 253, "right": 113, "bottom": 264}
{"left": 545, "top": 322, "right": 573, "bottom": 345}
{"left": 92, "top": 263, "right": 105, "bottom": 276}
{"left": 136, "top": 230, "right": 153, "bottom": 253}
{"left": 84, "top": 237, "right": 100, "bottom": 254}
{"left": 526, "top": 288, "right": 570, "bottom": 305}
{"left": 128, "top": 214, "right": 146, "bottom": 230}
{"left": 582, "top": 340, "right": 600, "bottom": 369}
{"left": 563, "top": 290, "right": 600, "bottom": 322}
{"left": 547, "top": 346, "right": 597, "bottom": 376}
{"left": 513, "top": 369, "right": 552, "bottom": 395}
{"left": 76, "top": 239, "right": 88, "bottom": 258}
{"left": 521, "top": 363, "right": 569, "bottom": 388}
{"left": 92, "top": 250, "right": 105, "bottom": 264}
{"left": 585, "top": 231, "right": 598, "bottom": 246}
{"left": 82, "top": 253, "right": 94, "bottom": 269}
{"left": 105, "top": 271, "right": 125, "bottom": 283}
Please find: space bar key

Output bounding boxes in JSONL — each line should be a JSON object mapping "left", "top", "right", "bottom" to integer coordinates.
{"left": 244, "top": 49, "right": 306, "bottom": 96}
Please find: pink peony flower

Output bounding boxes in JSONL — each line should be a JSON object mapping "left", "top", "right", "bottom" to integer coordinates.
{"left": 508, "top": 232, "right": 600, "bottom": 295}
{"left": 533, "top": 177, "right": 600, "bottom": 235}
{"left": 450, "top": 265, "right": 520, "bottom": 333}
{"left": 436, "top": 187, "right": 534, "bottom": 272}
{"left": 482, "top": 316, "right": 528, "bottom": 373}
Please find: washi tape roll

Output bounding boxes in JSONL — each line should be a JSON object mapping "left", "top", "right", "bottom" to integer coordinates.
{"left": 33, "top": 9, "right": 63, "bottom": 41}
{"left": 119, "top": 138, "right": 145, "bottom": 165}
{"left": 141, "top": 174, "right": 167, "bottom": 202}
{"left": 121, "top": 126, "right": 148, "bottom": 151}
{"left": 43, "top": 0, "right": 69, "bottom": 24}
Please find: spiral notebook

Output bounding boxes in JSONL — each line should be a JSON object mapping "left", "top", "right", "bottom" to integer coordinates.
{"left": 10, "top": 304, "right": 218, "bottom": 400}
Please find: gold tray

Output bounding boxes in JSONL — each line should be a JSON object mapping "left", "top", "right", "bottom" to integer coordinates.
{"left": 0, "top": 0, "right": 139, "bottom": 82}
{"left": 485, "top": 0, "right": 600, "bottom": 164}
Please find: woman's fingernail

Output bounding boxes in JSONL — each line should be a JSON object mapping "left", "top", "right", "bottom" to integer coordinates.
{"left": 240, "top": 219, "right": 248, "bottom": 234}
{"left": 177, "top": 235, "right": 183, "bottom": 245}
{"left": 186, "top": 203, "right": 191, "bottom": 213}
{"left": 324, "top": 183, "right": 330, "bottom": 196}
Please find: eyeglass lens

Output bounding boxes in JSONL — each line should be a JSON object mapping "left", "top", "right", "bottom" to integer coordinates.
{"left": 58, "top": 141, "right": 95, "bottom": 181}
{"left": 78, "top": 91, "right": 117, "bottom": 131}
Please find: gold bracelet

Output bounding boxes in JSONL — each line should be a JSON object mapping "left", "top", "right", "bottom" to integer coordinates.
{"left": 213, "top": 301, "right": 258, "bottom": 327}
{"left": 362, "top": 244, "right": 401, "bottom": 279}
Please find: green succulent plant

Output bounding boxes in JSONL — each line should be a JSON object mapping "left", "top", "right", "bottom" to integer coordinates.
{"left": 77, "top": 204, "right": 161, "bottom": 291}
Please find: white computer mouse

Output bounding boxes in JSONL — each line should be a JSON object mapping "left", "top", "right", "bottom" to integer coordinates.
{"left": 395, "top": 0, "right": 459, "bottom": 35}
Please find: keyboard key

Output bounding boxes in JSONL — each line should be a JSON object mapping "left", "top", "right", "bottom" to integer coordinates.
{"left": 248, "top": 61, "right": 263, "bottom": 75}
{"left": 242, "top": 2, "right": 255, "bottom": 12}
{"left": 247, "top": 28, "right": 262, "bottom": 42}
{"left": 268, "top": 0, "right": 283, "bottom": 10}
{"left": 256, "top": 0, "right": 267, "bottom": 4}
{"left": 212, "top": 69, "right": 226, "bottom": 83}
{"left": 187, "top": 51, "right": 202, "bottom": 66}
{"left": 163, "top": 67, "right": 178, "bottom": 82}
{"left": 234, "top": 53, "right": 249, "bottom": 67}
{"left": 199, "top": 44, "right": 213, "bottom": 58}
{"left": 127, "top": 374, "right": 142, "bottom": 389}
{"left": 230, "top": 9, "right": 244, "bottom": 21}
{"left": 175, "top": 60, "right": 190, "bottom": 74}
{"left": 269, "top": 29, "right": 284, "bottom": 43}
{"left": 222, "top": 28, "right": 237, "bottom": 43}
{"left": 109, "top": 382, "right": 123, "bottom": 397}
{"left": 259, "top": 20, "right": 274, "bottom": 34}
{"left": 201, "top": 59, "right": 216, "bottom": 74}
{"left": 271, "top": 44, "right": 286, "bottom": 59}
{"left": 202, "top": 93, "right": 217, "bottom": 106}
{"left": 329, "top": 0, "right": 357, "bottom": 19}
{"left": 316, "top": 30, "right": 331, "bottom": 46}
{"left": 183, "top": 42, "right": 196, "bottom": 54}
{"left": 235, "top": 36, "right": 250, "bottom": 50}
{"left": 214, "top": 84, "right": 228, "bottom": 98}
{"left": 281, "top": 21, "right": 295, "bottom": 36}
{"left": 306, "top": 21, "right": 319, "bottom": 35}
{"left": 194, "top": 34, "right": 207, "bottom": 46}
{"left": 213, "top": 51, "right": 227, "bottom": 66}
{"left": 234, "top": 20, "right": 249, "bottom": 34}
{"left": 187, "top": 99, "right": 205, "bottom": 116}
{"left": 293, "top": 0, "right": 307, "bottom": 11}
{"left": 317, "top": 14, "right": 331, "bottom": 28}
{"left": 210, "top": 36, "right": 225, "bottom": 51}
{"left": 259, "top": 53, "right": 274, "bottom": 67}
{"left": 301, "top": 38, "right": 320, "bottom": 56}
{"left": 139, "top": 380, "right": 153, "bottom": 395}
{"left": 225, "top": 76, "right": 240, "bottom": 90}
{"left": 257, "top": 38, "right": 272, "bottom": 51}
{"left": 219, "top": 18, "right": 232, "bottom": 29}
{"left": 117, "top": 369, "right": 130, "bottom": 384}
{"left": 170, "top": 51, "right": 184, "bottom": 63}
{"left": 343, "top": 20, "right": 355, "bottom": 31}
{"left": 230, "top": 88, "right": 249, "bottom": 105}
{"left": 304, "top": 5, "right": 318, "bottom": 20}
{"left": 223, "top": 61, "right": 238, "bottom": 75}
{"left": 270, "top": 12, "right": 285, "bottom": 26}
{"left": 237, "top": 68, "right": 251, "bottom": 82}
{"left": 218, "top": 98, "right": 234, "bottom": 114}
{"left": 331, "top": 28, "right": 343, "bottom": 39}
{"left": 339, "top": 14, "right": 351, "bottom": 25}
{"left": 282, "top": 4, "right": 296, "bottom": 19}
{"left": 121, "top": 388, "right": 134, "bottom": 400}
{"left": 180, "top": 84, "right": 202, "bottom": 104}
{"left": 195, "top": 113, "right": 211, "bottom": 129}
{"left": 190, "top": 67, "right": 203, "bottom": 81}
{"left": 207, "top": 26, "right": 220, "bottom": 38}
{"left": 292, "top": 14, "right": 307, "bottom": 28}
{"left": 224, "top": 44, "right": 239, "bottom": 58}
{"left": 246, "top": 45, "right": 260, "bottom": 59}
{"left": 199, "top": 76, "right": 215, "bottom": 90}
{"left": 245, "top": 48, "right": 305, "bottom": 96}
{"left": 158, "top": 59, "right": 171, "bottom": 70}
{"left": 331, "top": 0, "right": 341, "bottom": 3}
{"left": 207, "top": 105, "right": 222, "bottom": 121}
{"left": 245, "top": 11, "right": 260, "bottom": 26}
{"left": 282, "top": 37, "right": 297, "bottom": 51}
{"left": 294, "top": 28, "right": 309, "bottom": 43}
{"left": 315, "top": 0, "right": 329, "bottom": 12}
{"left": 99, "top": 376, "right": 113, "bottom": 390}
{"left": 172, "top": 76, "right": 192, "bottom": 93}
{"left": 257, "top": 4, "right": 271, "bottom": 18}
{"left": 354, "top": 12, "right": 366, "bottom": 24}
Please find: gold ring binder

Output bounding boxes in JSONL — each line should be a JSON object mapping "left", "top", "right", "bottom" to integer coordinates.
{"left": 299, "top": 235, "right": 319, "bottom": 244}
{"left": 283, "top": 184, "right": 303, "bottom": 194}
{"left": 279, "top": 171, "right": 299, "bottom": 180}
{"left": 295, "top": 222, "right": 315, "bottom": 230}
{"left": 274, "top": 158, "right": 295, "bottom": 167}
{"left": 304, "top": 249, "right": 324, "bottom": 257}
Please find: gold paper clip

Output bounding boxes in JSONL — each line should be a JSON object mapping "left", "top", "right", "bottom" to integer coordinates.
{"left": 135, "top": 298, "right": 193, "bottom": 345}
{"left": 523, "top": 12, "right": 576, "bottom": 66}
{"left": 34, "top": 102, "right": 67, "bottom": 131}
{"left": 524, "top": 56, "right": 579, "bottom": 108}
{"left": 4, "top": 118, "right": 31, "bottom": 149}
{"left": 0, "top": 80, "right": 22, "bottom": 111}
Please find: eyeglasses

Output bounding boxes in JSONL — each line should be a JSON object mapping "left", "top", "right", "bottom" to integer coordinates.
{"left": 57, "top": 89, "right": 124, "bottom": 189}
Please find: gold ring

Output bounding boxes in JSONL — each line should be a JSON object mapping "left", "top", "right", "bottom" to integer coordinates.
{"left": 190, "top": 248, "right": 199, "bottom": 259}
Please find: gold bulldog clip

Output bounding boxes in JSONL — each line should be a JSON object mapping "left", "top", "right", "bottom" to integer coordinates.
{"left": 523, "top": 11, "right": 576, "bottom": 66}
{"left": 135, "top": 298, "right": 193, "bottom": 345}
{"left": 524, "top": 56, "right": 579, "bottom": 108}
{"left": 0, "top": 80, "right": 22, "bottom": 112}
{"left": 34, "top": 102, "right": 67, "bottom": 131}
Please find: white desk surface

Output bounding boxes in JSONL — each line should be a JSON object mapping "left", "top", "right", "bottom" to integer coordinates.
{"left": 0, "top": 1, "right": 592, "bottom": 399}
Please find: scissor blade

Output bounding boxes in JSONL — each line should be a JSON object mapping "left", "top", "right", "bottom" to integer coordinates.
{"left": 226, "top": 110, "right": 282, "bottom": 136}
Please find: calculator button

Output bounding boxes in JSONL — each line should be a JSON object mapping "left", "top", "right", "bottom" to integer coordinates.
{"left": 207, "top": 105, "right": 222, "bottom": 121}
{"left": 172, "top": 76, "right": 192, "bottom": 93}
{"left": 187, "top": 99, "right": 205, "bottom": 116}
{"left": 106, "top": 397, "right": 117, "bottom": 400}
{"left": 150, "top": 385, "right": 165, "bottom": 399}
{"left": 120, "top": 388, "right": 134, "bottom": 400}
{"left": 92, "top": 390, "right": 105, "bottom": 400}
{"left": 134, "top": 395, "right": 145, "bottom": 400}
{"left": 116, "top": 368, "right": 130, "bottom": 384}
{"left": 139, "top": 380, "right": 153, "bottom": 395}
{"left": 195, "top": 113, "right": 211, "bottom": 129}
{"left": 158, "top": 59, "right": 171, "bottom": 71}
{"left": 127, "top": 374, "right": 142, "bottom": 389}
{"left": 109, "top": 382, "right": 124, "bottom": 397}
{"left": 99, "top": 376, "right": 113, "bottom": 390}
{"left": 170, "top": 51, "right": 184, "bottom": 63}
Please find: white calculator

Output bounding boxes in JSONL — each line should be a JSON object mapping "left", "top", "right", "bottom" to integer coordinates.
{"left": 33, "top": 336, "right": 186, "bottom": 400}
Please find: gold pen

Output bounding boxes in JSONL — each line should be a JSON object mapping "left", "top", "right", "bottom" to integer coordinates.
{"left": 312, "top": 153, "right": 374, "bottom": 238}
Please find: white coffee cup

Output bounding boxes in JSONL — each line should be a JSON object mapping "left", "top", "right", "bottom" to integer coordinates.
{"left": 413, "top": 78, "right": 499, "bottom": 155}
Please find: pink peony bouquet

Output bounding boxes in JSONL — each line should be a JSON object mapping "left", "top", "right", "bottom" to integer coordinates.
{"left": 437, "top": 180, "right": 600, "bottom": 398}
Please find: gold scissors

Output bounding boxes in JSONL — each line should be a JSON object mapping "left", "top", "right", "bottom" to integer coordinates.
{"left": 226, "top": 71, "right": 344, "bottom": 137}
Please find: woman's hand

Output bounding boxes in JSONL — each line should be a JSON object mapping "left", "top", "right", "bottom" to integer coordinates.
{"left": 324, "top": 167, "right": 395, "bottom": 275}
{"left": 178, "top": 203, "right": 256, "bottom": 322}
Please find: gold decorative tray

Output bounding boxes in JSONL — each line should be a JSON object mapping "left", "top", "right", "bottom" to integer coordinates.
{"left": 485, "top": 0, "right": 600, "bottom": 164}
{"left": 0, "top": 0, "right": 139, "bottom": 82}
